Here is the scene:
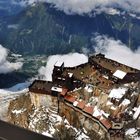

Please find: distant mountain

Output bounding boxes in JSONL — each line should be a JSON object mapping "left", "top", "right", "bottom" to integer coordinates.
{"left": 0, "top": 3, "right": 140, "bottom": 55}
{"left": 0, "top": 0, "right": 23, "bottom": 16}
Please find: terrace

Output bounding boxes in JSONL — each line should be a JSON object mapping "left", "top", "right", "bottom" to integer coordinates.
{"left": 91, "top": 55, "right": 138, "bottom": 74}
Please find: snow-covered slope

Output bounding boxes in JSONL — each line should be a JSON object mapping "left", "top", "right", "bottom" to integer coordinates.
{"left": 0, "top": 82, "right": 30, "bottom": 120}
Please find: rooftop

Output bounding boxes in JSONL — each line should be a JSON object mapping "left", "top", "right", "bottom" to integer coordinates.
{"left": 64, "top": 95, "right": 76, "bottom": 103}
{"left": 77, "top": 100, "right": 85, "bottom": 110}
{"left": 113, "top": 70, "right": 127, "bottom": 79}
{"left": 29, "top": 80, "right": 53, "bottom": 94}
{"left": 60, "top": 88, "right": 68, "bottom": 96}
{"left": 93, "top": 106, "right": 102, "bottom": 118}
{"left": 108, "top": 87, "right": 127, "bottom": 99}
{"left": 83, "top": 105, "right": 94, "bottom": 115}
{"left": 100, "top": 118, "right": 112, "bottom": 129}
{"left": 51, "top": 86, "right": 62, "bottom": 92}
{"left": 55, "top": 61, "right": 64, "bottom": 67}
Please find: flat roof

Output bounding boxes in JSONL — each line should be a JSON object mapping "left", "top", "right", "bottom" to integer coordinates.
{"left": 93, "top": 106, "right": 102, "bottom": 118}
{"left": 64, "top": 95, "right": 76, "bottom": 103}
{"left": 113, "top": 70, "right": 127, "bottom": 79}
{"left": 29, "top": 80, "right": 53, "bottom": 94}
{"left": 51, "top": 86, "right": 62, "bottom": 92}
{"left": 83, "top": 105, "right": 94, "bottom": 115}
{"left": 77, "top": 100, "right": 85, "bottom": 110}
{"left": 100, "top": 118, "right": 112, "bottom": 129}
{"left": 60, "top": 88, "right": 68, "bottom": 96}
{"left": 109, "top": 87, "right": 127, "bottom": 99}
{"left": 55, "top": 61, "right": 64, "bottom": 67}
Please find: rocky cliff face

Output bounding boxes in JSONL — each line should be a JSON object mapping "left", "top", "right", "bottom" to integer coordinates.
{"left": 59, "top": 101, "right": 109, "bottom": 140}
{"left": 8, "top": 93, "right": 92, "bottom": 140}
{"left": 7, "top": 93, "right": 33, "bottom": 128}
{"left": 8, "top": 92, "right": 140, "bottom": 140}
{"left": 29, "top": 92, "right": 109, "bottom": 139}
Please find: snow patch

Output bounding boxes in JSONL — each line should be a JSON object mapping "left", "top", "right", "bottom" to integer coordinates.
{"left": 121, "top": 99, "right": 130, "bottom": 106}
{"left": 42, "top": 131, "right": 53, "bottom": 138}
{"left": 12, "top": 108, "right": 26, "bottom": 115}
{"left": 133, "top": 105, "right": 140, "bottom": 120}
{"left": 0, "top": 82, "right": 29, "bottom": 120}
{"left": 109, "top": 87, "right": 127, "bottom": 99}
{"left": 125, "top": 128, "right": 139, "bottom": 139}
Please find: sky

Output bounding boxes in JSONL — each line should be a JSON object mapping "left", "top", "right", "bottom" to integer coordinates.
{"left": 0, "top": 45, "right": 23, "bottom": 74}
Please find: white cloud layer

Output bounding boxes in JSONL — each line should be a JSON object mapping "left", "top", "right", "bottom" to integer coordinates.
{"left": 38, "top": 53, "right": 88, "bottom": 81}
{"left": 94, "top": 35, "right": 140, "bottom": 70}
{"left": 13, "top": 0, "right": 140, "bottom": 15}
{"left": 38, "top": 36, "right": 140, "bottom": 81}
{"left": 0, "top": 45, "right": 23, "bottom": 74}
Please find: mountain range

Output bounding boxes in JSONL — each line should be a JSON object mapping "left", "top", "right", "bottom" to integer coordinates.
{"left": 0, "top": 2, "right": 140, "bottom": 55}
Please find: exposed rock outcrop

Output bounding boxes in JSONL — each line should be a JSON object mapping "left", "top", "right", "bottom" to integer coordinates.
{"left": 7, "top": 93, "right": 33, "bottom": 128}
{"left": 8, "top": 93, "right": 91, "bottom": 140}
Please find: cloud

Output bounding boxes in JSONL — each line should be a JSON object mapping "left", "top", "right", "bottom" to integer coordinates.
{"left": 94, "top": 35, "right": 140, "bottom": 70}
{"left": 0, "top": 45, "right": 23, "bottom": 74}
{"left": 39, "top": 36, "right": 140, "bottom": 81}
{"left": 82, "top": 47, "right": 90, "bottom": 55}
{"left": 7, "top": 24, "right": 19, "bottom": 29}
{"left": 12, "top": 0, "right": 140, "bottom": 16}
{"left": 38, "top": 53, "right": 88, "bottom": 81}
{"left": 45, "top": 0, "right": 118, "bottom": 15}
{"left": 47, "top": 0, "right": 140, "bottom": 15}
